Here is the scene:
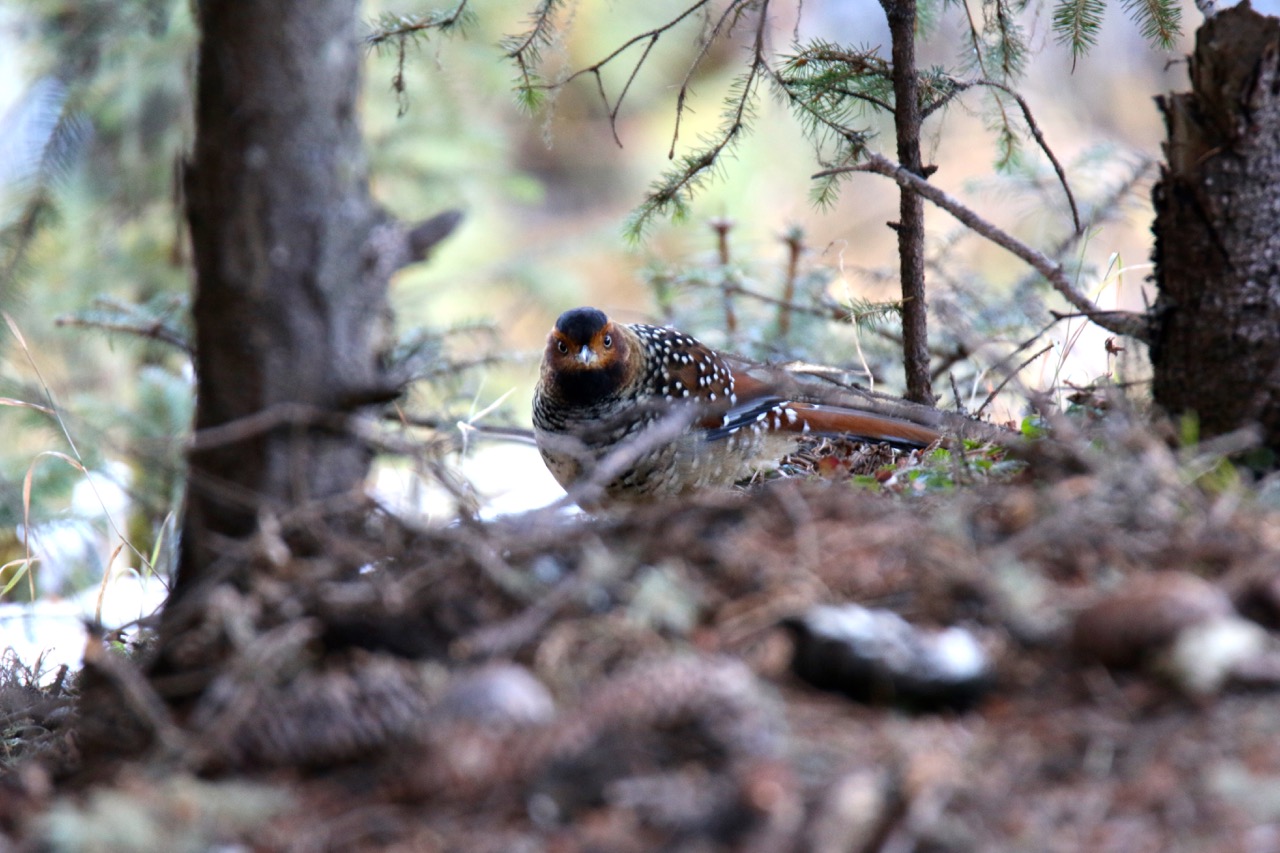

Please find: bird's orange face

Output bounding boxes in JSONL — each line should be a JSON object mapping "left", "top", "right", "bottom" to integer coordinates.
{"left": 542, "top": 307, "right": 631, "bottom": 403}
{"left": 544, "top": 307, "right": 626, "bottom": 374}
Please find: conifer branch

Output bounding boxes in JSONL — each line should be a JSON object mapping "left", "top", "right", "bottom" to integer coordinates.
{"left": 990, "top": 0, "right": 1027, "bottom": 81}
{"left": 1121, "top": 0, "right": 1182, "bottom": 49}
{"left": 959, "top": 0, "right": 992, "bottom": 79}
{"left": 1052, "top": 0, "right": 1107, "bottom": 69}
{"left": 499, "top": 0, "right": 569, "bottom": 111}
{"left": 955, "top": 0, "right": 1021, "bottom": 164}
{"left": 365, "top": 1, "right": 472, "bottom": 48}
{"left": 366, "top": 2, "right": 475, "bottom": 115}
{"left": 625, "top": 1, "right": 771, "bottom": 239}
{"left": 55, "top": 296, "right": 192, "bottom": 354}
{"left": 502, "top": 0, "right": 563, "bottom": 61}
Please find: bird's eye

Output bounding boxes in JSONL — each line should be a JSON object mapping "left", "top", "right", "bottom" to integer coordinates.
{"left": 603, "top": 334, "right": 613, "bottom": 349}
{"left": 556, "top": 340, "right": 568, "bottom": 354}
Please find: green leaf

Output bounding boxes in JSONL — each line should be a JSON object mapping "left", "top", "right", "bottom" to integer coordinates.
{"left": 1020, "top": 415, "right": 1048, "bottom": 439}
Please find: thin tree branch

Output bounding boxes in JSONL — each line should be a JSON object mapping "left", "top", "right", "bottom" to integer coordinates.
{"left": 976, "top": 343, "right": 1053, "bottom": 416}
{"left": 606, "top": 35, "right": 660, "bottom": 147}
{"left": 946, "top": 77, "right": 1081, "bottom": 233}
{"left": 930, "top": 343, "right": 973, "bottom": 381}
{"left": 547, "top": 0, "right": 715, "bottom": 86}
{"left": 669, "top": 0, "right": 751, "bottom": 157}
{"left": 778, "top": 227, "right": 804, "bottom": 338}
{"left": 364, "top": 0, "right": 471, "bottom": 47}
{"left": 814, "top": 152, "right": 1150, "bottom": 342}
{"left": 516, "top": 0, "right": 722, "bottom": 145}
{"left": 55, "top": 315, "right": 191, "bottom": 354}
{"left": 1011, "top": 157, "right": 1154, "bottom": 299}
{"left": 959, "top": 0, "right": 990, "bottom": 78}
{"left": 673, "top": 272, "right": 901, "bottom": 324}
{"left": 387, "top": 412, "right": 536, "bottom": 445}
{"left": 637, "top": 2, "right": 771, "bottom": 222}
{"left": 832, "top": 86, "right": 896, "bottom": 115}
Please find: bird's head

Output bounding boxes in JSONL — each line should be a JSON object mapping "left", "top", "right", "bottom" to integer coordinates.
{"left": 542, "top": 307, "right": 631, "bottom": 403}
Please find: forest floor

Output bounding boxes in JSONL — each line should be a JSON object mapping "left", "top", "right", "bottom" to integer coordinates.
{"left": 3, "top": 409, "right": 1280, "bottom": 852}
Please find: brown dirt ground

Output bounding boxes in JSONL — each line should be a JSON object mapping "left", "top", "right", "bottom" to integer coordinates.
{"left": 3, "top": 420, "right": 1280, "bottom": 852}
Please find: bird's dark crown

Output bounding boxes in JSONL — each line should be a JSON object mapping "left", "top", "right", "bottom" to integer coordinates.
{"left": 554, "top": 307, "right": 609, "bottom": 345}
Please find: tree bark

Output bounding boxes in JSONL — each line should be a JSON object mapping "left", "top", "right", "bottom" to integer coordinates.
{"left": 172, "top": 0, "right": 388, "bottom": 608}
{"left": 882, "top": 0, "right": 935, "bottom": 406}
{"left": 1151, "top": 4, "right": 1280, "bottom": 450}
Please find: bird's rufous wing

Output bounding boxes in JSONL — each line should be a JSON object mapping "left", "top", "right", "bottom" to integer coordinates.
{"left": 706, "top": 357, "right": 941, "bottom": 448}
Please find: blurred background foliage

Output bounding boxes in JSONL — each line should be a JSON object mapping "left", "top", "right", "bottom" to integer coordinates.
{"left": 0, "top": 0, "right": 1211, "bottom": 599}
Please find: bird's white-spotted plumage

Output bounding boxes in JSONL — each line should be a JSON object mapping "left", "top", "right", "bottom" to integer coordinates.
{"left": 533, "top": 308, "right": 939, "bottom": 503}
{"left": 533, "top": 319, "right": 795, "bottom": 500}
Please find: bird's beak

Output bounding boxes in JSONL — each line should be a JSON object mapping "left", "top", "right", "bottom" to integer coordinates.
{"left": 577, "top": 346, "right": 597, "bottom": 365}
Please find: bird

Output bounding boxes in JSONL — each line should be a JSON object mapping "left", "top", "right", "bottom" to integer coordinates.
{"left": 532, "top": 306, "right": 944, "bottom": 503}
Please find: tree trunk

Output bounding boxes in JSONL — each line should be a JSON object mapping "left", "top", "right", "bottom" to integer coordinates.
{"left": 172, "top": 0, "right": 387, "bottom": 609}
{"left": 1151, "top": 4, "right": 1280, "bottom": 451}
{"left": 882, "top": 0, "right": 935, "bottom": 406}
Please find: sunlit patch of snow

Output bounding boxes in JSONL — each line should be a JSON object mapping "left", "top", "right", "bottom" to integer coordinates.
{"left": 1, "top": 568, "right": 167, "bottom": 683}
{"left": 371, "top": 442, "right": 566, "bottom": 522}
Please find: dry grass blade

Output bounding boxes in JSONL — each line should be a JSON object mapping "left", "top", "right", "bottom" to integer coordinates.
{"left": 19, "top": 450, "right": 85, "bottom": 600}
{"left": 0, "top": 397, "right": 54, "bottom": 415}
{"left": 93, "top": 542, "right": 128, "bottom": 625}
{"left": 4, "top": 312, "right": 153, "bottom": 573}
{"left": 0, "top": 557, "right": 36, "bottom": 597}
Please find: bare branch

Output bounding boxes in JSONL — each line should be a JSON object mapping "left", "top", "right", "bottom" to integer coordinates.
{"left": 188, "top": 403, "right": 352, "bottom": 452}
{"left": 519, "top": 0, "right": 722, "bottom": 141}
{"left": 976, "top": 343, "right": 1054, "bottom": 416}
{"left": 606, "top": 35, "right": 660, "bottom": 148}
{"left": 55, "top": 314, "right": 191, "bottom": 354}
{"left": 1022, "top": 157, "right": 1154, "bottom": 286}
{"left": 407, "top": 209, "right": 464, "bottom": 260}
{"left": 731, "top": 282, "right": 899, "bottom": 324}
{"left": 817, "top": 152, "right": 1150, "bottom": 341}
{"left": 545, "top": 0, "right": 716, "bottom": 86}
{"left": 944, "top": 77, "right": 1081, "bottom": 233}
{"left": 387, "top": 412, "right": 536, "bottom": 445}
{"left": 669, "top": 1, "right": 750, "bottom": 157}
